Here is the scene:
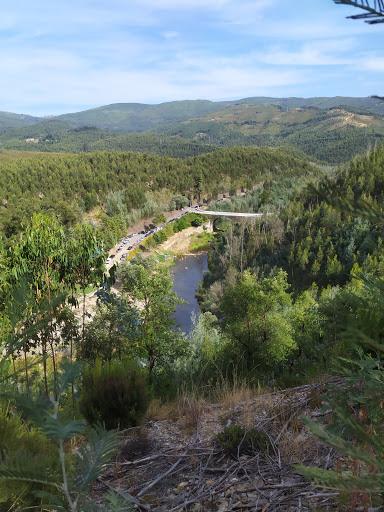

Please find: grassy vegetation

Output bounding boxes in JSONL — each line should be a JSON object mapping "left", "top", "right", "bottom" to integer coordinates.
{"left": 188, "top": 230, "right": 213, "bottom": 252}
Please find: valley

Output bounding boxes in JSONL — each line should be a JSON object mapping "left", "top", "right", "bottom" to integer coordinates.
{"left": 2, "top": 0, "right": 384, "bottom": 509}
{"left": 1, "top": 117, "right": 384, "bottom": 510}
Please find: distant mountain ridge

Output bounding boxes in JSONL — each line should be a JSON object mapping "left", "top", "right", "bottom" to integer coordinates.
{"left": 0, "top": 111, "right": 40, "bottom": 130}
{"left": 1, "top": 97, "right": 384, "bottom": 163}
{"left": 3, "top": 97, "right": 384, "bottom": 132}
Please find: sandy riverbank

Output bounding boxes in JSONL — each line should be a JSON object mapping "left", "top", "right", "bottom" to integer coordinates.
{"left": 156, "top": 223, "right": 213, "bottom": 255}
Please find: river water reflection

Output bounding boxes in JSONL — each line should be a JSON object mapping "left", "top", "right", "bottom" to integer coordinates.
{"left": 171, "top": 253, "right": 208, "bottom": 334}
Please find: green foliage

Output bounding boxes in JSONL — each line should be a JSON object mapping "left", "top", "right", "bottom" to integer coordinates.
{"left": 189, "top": 231, "right": 213, "bottom": 252}
{"left": 80, "top": 360, "right": 149, "bottom": 430}
{"left": 0, "top": 360, "right": 125, "bottom": 511}
{"left": 0, "top": 404, "right": 60, "bottom": 509}
{"left": 221, "top": 270, "right": 296, "bottom": 370}
{"left": 216, "top": 425, "right": 272, "bottom": 457}
{"left": 152, "top": 213, "right": 166, "bottom": 225}
{"left": 119, "top": 257, "right": 188, "bottom": 375}
{"left": 80, "top": 294, "right": 139, "bottom": 362}
{"left": 263, "top": 147, "right": 384, "bottom": 289}
{"left": 298, "top": 353, "right": 384, "bottom": 502}
{"left": 0, "top": 147, "right": 315, "bottom": 242}
{"left": 1, "top": 213, "right": 106, "bottom": 396}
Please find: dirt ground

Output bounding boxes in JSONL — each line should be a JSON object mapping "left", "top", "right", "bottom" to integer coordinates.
{"left": 157, "top": 224, "right": 212, "bottom": 255}
{"left": 96, "top": 380, "right": 342, "bottom": 511}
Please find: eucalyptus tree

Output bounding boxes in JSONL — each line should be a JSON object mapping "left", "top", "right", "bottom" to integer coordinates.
{"left": 66, "top": 223, "right": 106, "bottom": 346}
{"left": 9, "top": 213, "right": 69, "bottom": 396}
{"left": 79, "top": 293, "right": 140, "bottom": 362}
{"left": 0, "top": 238, "right": 10, "bottom": 344}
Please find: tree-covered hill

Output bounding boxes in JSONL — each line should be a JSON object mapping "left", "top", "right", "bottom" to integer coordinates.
{"left": 56, "top": 100, "right": 224, "bottom": 131}
{"left": 49, "top": 96, "right": 384, "bottom": 130}
{"left": 240, "top": 144, "right": 384, "bottom": 290}
{"left": 0, "top": 123, "right": 217, "bottom": 158}
{"left": 164, "top": 104, "right": 384, "bottom": 164}
{"left": 0, "top": 111, "right": 40, "bottom": 130}
{"left": 0, "top": 147, "right": 316, "bottom": 242}
{"left": 1, "top": 97, "right": 384, "bottom": 163}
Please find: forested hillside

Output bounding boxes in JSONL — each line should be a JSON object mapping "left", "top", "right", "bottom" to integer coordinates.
{"left": 1, "top": 141, "right": 384, "bottom": 509}
{"left": 224, "top": 145, "right": 384, "bottom": 290}
{"left": 190, "top": 143, "right": 384, "bottom": 506}
{"left": 205, "top": 144, "right": 384, "bottom": 287}
{"left": 1, "top": 97, "right": 384, "bottom": 163}
{"left": 0, "top": 147, "right": 315, "bottom": 242}
{"left": 0, "top": 123, "right": 216, "bottom": 158}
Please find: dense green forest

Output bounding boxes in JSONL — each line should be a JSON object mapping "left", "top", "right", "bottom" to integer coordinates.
{"left": 0, "top": 122, "right": 217, "bottom": 158}
{"left": 0, "top": 147, "right": 315, "bottom": 243}
{"left": 194, "top": 144, "right": 384, "bottom": 505}
{"left": 201, "top": 145, "right": 384, "bottom": 375}
{"left": 1, "top": 97, "right": 384, "bottom": 163}
{"left": 0, "top": 140, "right": 384, "bottom": 508}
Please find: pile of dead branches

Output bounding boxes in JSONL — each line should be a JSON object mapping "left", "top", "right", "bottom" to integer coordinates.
{"left": 97, "top": 380, "right": 342, "bottom": 511}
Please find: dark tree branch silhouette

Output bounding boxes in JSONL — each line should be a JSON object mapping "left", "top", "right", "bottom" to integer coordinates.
{"left": 334, "top": 0, "right": 384, "bottom": 23}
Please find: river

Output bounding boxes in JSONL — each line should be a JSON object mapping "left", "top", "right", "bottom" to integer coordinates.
{"left": 172, "top": 253, "right": 208, "bottom": 334}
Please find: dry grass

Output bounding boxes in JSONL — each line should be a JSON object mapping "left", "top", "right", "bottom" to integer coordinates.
{"left": 176, "top": 392, "right": 206, "bottom": 432}
{"left": 147, "top": 393, "right": 206, "bottom": 432}
{"left": 215, "top": 378, "right": 264, "bottom": 410}
{"left": 146, "top": 399, "right": 175, "bottom": 422}
{"left": 278, "top": 431, "right": 321, "bottom": 464}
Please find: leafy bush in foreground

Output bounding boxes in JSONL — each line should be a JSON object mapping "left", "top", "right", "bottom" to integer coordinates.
{"left": 0, "top": 404, "right": 60, "bottom": 509}
{"left": 80, "top": 360, "right": 150, "bottom": 430}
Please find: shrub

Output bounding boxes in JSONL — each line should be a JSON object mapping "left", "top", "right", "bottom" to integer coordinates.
{"left": 190, "top": 214, "right": 204, "bottom": 227}
{"left": 216, "top": 424, "right": 272, "bottom": 456}
{"left": 0, "top": 404, "right": 60, "bottom": 509}
{"left": 80, "top": 360, "right": 150, "bottom": 430}
{"left": 152, "top": 213, "right": 166, "bottom": 225}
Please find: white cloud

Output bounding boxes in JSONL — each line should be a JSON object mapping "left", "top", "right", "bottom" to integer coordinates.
{"left": 360, "top": 56, "right": 384, "bottom": 72}
{"left": 258, "top": 39, "right": 357, "bottom": 67}
{"left": 0, "top": 45, "right": 307, "bottom": 115}
{"left": 161, "top": 31, "right": 180, "bottom": 39}
{"left": 0, "top": 0, "right": 382, "bottom": 114}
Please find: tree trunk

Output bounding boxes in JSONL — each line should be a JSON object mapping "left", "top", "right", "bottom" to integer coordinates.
{"left": 240, "top": 222, "right": 245, "bottom": 274}
{"left": 82, "top": 287, "right": 86, "bottom": 344}
{"left": 12, "top": 357, "right": 18, "bottom": 388}
{"left": 50, "top": 341, "right": 58, "bottom": 401}
{"left": 23, "top": 348, "right": 30, "bottom": 395}
{"left": 42, "top": 341, "right": 49, "bottom": 396}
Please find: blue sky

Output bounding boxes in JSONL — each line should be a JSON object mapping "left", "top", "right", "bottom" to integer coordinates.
{"left": 1, "top": 0, "right": 384, "bottom": 115}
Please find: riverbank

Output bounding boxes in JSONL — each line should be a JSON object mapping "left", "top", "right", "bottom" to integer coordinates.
{"left": 75, "top": 218, "right": 212, "bottom": 324}
{"left": 156, "top": 223, "right": 213, "bottom": 256}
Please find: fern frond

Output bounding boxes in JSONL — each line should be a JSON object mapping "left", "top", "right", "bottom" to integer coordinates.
{"left": 297, "top": 464, "right": 384, "bottom": 493}
{"left": 0, "top": 464, "right": 60, "bottom": 489}
{"left": 75, "top": 427, "right": 119, "bottom": 491}
{"left": 303, "top": 416, "right": 384, "bottom": 467}
{"left": 42, "top": 417, "right": 86, "bottom": 441}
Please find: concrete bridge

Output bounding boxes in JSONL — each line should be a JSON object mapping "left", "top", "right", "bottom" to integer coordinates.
{"left": 186, "top": 208, "right": 266, "bottom": 218}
